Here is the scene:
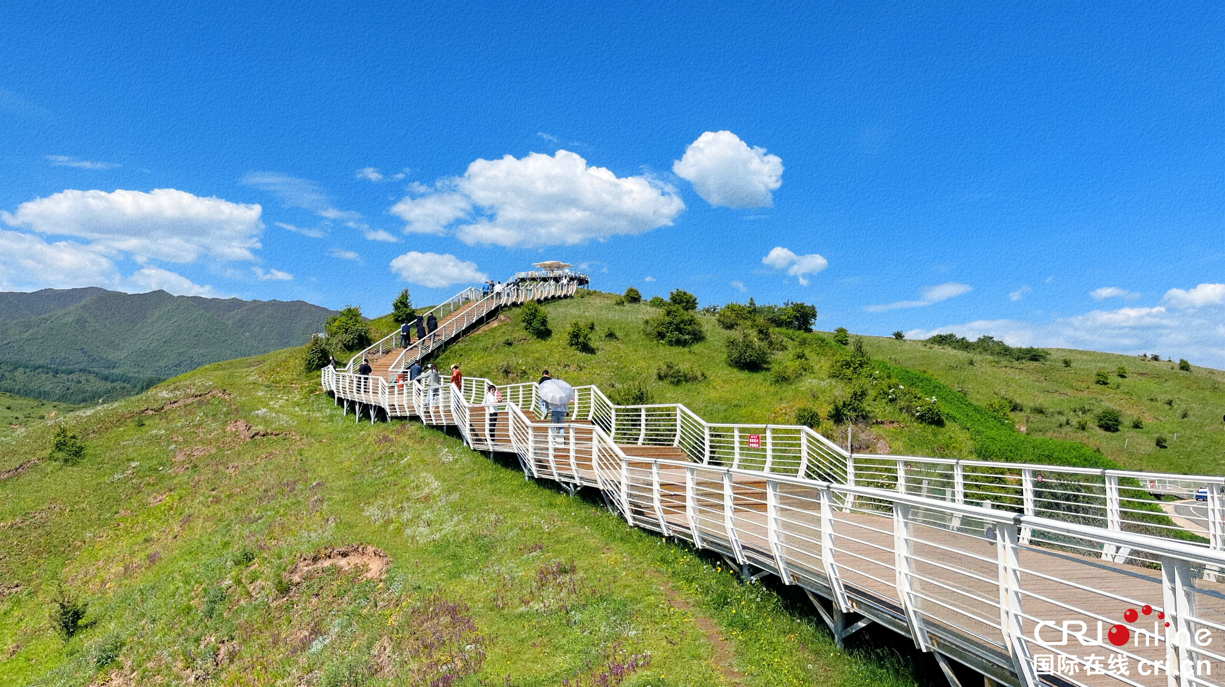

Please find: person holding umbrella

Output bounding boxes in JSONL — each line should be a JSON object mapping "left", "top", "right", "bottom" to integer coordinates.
{"left": 537, "top": 376, "right": 574, "bottom": 444}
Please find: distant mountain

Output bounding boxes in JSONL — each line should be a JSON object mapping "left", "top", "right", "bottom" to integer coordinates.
{"left": 0, "top": 288, "right": 337, "bottom": 403}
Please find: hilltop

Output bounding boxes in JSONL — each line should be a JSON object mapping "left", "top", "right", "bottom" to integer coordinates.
{"left": 0, "top": 288, "right": 337, "bottom": 404}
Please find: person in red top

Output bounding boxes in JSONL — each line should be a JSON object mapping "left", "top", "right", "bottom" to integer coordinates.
{"left": 450, "top": 364, "right": 463, "bottom": 390}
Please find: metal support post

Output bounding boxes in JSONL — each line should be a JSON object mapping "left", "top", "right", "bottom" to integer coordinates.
{"left": 1102, "top": 474, "right": 1122, "bottom": 561}
{"left": 819, "top": 487, "right": 850, "bottom": 613}
{"left": 893, "top": 503, "right": 931, "bottom": 651}
{"left": 1162, "top": 555, "right": 1199, "bottom": 687}
{"left": 723, "top": 470, "right": 745, "bottom": 564}
{"left": 995, "top": 521, "right": 1039, "bottom": 687}
{"left": 766, "top": 479, "right": 790, "bottom": 584}
{"left": 1021, "top": 469, "right": 1035, "bottom": 545}
{"left": 686, "top": 466, "right": 704, "bottom": 548}
{"left": 620, "top": 456, "right": 634, "bottom": 527}
{"left": 652, "top": 461, "right": 670, "bottom": 536}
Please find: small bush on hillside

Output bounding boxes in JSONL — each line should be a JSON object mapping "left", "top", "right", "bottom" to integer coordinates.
{"left": 669, "top": 289, "right": 699, "bottom": 311}
{"left": 567, "top": 321, "right": 596, "bottom": 353}
{"left": 391, "top": 288, "right": 415, "bottom": 324}
{"left": 231, "top": 548, "right": 256, "bottom": 567}
{"left": 926, "top": 333, "right": 1049, "bottom": 362}
{"left": 1156, "top": 435, "right": 1168, "bottom": 448}
{"left": 829, "top": 343, "right": 871, "bottom": 381}
{"left": 1179, "top": 358, "right": 1191, "bottom": 371}
{"left": 51, "top": 587, "right": 88, "bottom": 641}
{"left": 1062, "top": 358, "right": 1072, "bottom": 367}
{"left": 1165, "top": 398, "right": 1175, "bottom": 407}
{"left": 984, "top": 398, "right": 1014, "bottom": 420}
{"left": 1181, "top": 410, "right": 1190, "bottom": 419}
{"left": 770, "top": 358, "right": 811, "bottom": 384}
{"left": 604, "top": 329, "right": 619, "bottom": 341}
{"left": 321, "top": 656, "right": 371, "bottom": 687}
{"left": 49, "top": 426, "right": 85, "bottom": 465}
{"left": 648, "top": 296, "right": 667, "bottom": 308}
{"left": 94, "top": 634, "right": 125, "bottom": 668}
{"left": 623, "top": 287, "right": 642, "bottom": 304}
{"left": 303, "top": 334, "right": 332, "bottom": 371}
{"left": 913, "top": 398, "right": 944, "bottom": 426}
{"left": 608, "top": 381, "right": 653, "bottom": 405}
{"left": 893, "top": 330, "right": 905, "bottom": 340}
{"left": 717, "top": 302, "right": 757, "bottom": 330}
{"left": 832, "top": 327, "right": 850, "bottom": 346}
{"left": 643, "top": 306, "right": 705, "bottom": 346}
{"left": 767, "top": 302, "right": 818, "bottom": 332}
{"left": 1131, "top": 418, "right": 1143, "bottom": 429}
{"left": 1116, "top": 365, "right": 1127, "bottom": 378}
{"left": 795, "top": 406, "right": 821, "bottom": 429}
{"left": 520, "top": 301, "right": 551, "bottom": 339}
{"left": 613, "top": 296, "right": 626, "bottom": 306}
{"left": 1150, "top": 353, "right": 1162, "bottom": 361}
{"left": 656, "top": 361, "right": 706, "bottom": 385}
{"left": 202, "top": 585, "right": 226, "bottom": 620}
{"left": 325, "top": 306, "right": 373, "bottom": 351}
{"left": 725, "top": 332, "right": 771, "bottom": 370}
{"left": 1096, "top": 408, "right": 1121, "bottom": 432}
{"left": 828, "top": 384, "right": 871, "bottom": 424}
{"left": 1076, "top": 418, "right": 1089, "bottom": 430}
{"left": 1094, "top": 371, "right": 1110, "bottom": 386}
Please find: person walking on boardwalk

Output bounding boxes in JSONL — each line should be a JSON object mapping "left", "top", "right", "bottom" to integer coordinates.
{"left": 358, "top": 358, "right": 373, "bottom": 393}
{"left": 425, "top": 363, "right": 441, "bottom": 407}
{"left": 450, "top": 364, "right": 463, "bottom": 391}
{"left": 426, "top": 312, "right": 439, "bottom": 347}
{"left": 537, "top": 376, "right": 575, "bottom": 445}
{"left": 414, "top": 314, "right": 426, "bottom": 342}
{"left": 537, "top": 369, "right": 552, "bottom": 418}
{"left": 408, "top": 360, "right": 422, "bottom": 382}
{"left": 483, "top": 381, "right": 502, "bottom": 440}
{"left": 400, "top": 320, "right": 412, "bottom": 348}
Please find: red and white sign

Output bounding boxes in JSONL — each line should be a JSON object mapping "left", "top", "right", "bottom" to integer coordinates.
{"left": 747, "top": 434, "right": 761, "bottom": 448}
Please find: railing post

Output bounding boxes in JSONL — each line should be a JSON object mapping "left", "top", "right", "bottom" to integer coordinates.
{"left": 703, "top": 423, "right": 711, "bottom": 465}
{"left": 1208, "top": 484, "right": 1224, "bottom": 554}
{"left": 1102, "top": 474, "right": 1122, "bottom": 561}
{"left": 1021, "top": 468, "right": 1035, "bottom": 545}
{"left": 764, "top": 427, "right": 774, "bottom": 472}
{"left": 621, "top": 456, "right": 634, "bottom": 527}
{"left": 733, "top": 427, "right": 741, "bottom": 468}
{"left": 686, "top": 466, "right": 704, "bottom": 548}
{"left": 996, "top": 520, "right": 1039, "bottom": 687}
{"left": 798, "top": 430, "right": 809, "bottom": 478}
{"left": 951, "top": 462, "right": 966, "bottom": 531}
{"left": 819, "top": 487, "right": 850, "bottom": 612}
{"left": 652, "top": 461, "right": 670, "bottom": 536}
{"left": 893, "top": 503, "right": 930, "bottom": 651}
{"left": 638, "top": 407, "right": 646, "bottom": 445}
{"left": 1162, "top": 555, "right": 1199, "bottom": 685}
{"left": 673, "top": 406, "right": 681, "bottom": 447}
{"left": 766, "top": 479, "right": 790, "bottom": 584}
{"left": 722, "top": 470, "right": 745, "bottom": 565}
{"left": 568, "top": 426, "right": 578, "bottom": 482}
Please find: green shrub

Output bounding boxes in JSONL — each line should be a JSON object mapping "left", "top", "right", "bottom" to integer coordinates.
{"left": 202, "top": 585, "right": 226, "bottom": 620}
{"left": 984, "top": 399, "right": 1014, "bottom": 420}
{"left": 391, "top": 288, "right": 415, "bottom": 324}
{"left": 94, "top": 634, "right": 124, "bottom": 668}
{"left": 566, "top": 320, "right": 596, "bottom": 353}
{"left": 303, "top": 334, "right": 332, "bottom": 372}
{"left": 795, "top": 406, "right": 821, "bottom": 429}
{"left": 669, "top": 289, "right": 699, "bottom": 311}
{"left": 829, "top": 346, "right": 871, "bottom": 381}
{"left": 1096, "top": 408, "right": 1121, "bottom": 432}
{"left": 603, "top": 329, "right": 619, "bottom": 341}
{"left": 643, "top": 306, "right": 705, "bottom": 346}
{"left": 926, "top": 333, "right": 1049, "bottom": 362}
{"left": 832, "top": 327, "right": 849, "bottom": 346}
{"left": 893, "top": 330, "right": 905, "bottom": 340}
{"left": 321, "top": 656, "right": 371, "bottom": 687}
{"left": 1155, "top": 435, "right": 1168, "bottom": 449}
{"left": 1094, "top": 371, "right": 1110, "bottom": 385}
{"left": 913, "top": 398, "right": 944, "bottom": 426}
{"left": 767, "top": 302, "right": 817, "bottom": 331}
{"left": 608, "top": 381, "right": 653, "bottom": 405}
{"left": 656, "top": 362, "right": 705, "bottom": 385}
{"left": 648, "top": 296, "right": 667, "bottom": 308}
{"left": 716, "top": 302, "right": 757, "bottom": 330}
{"left": 613, "top": 296, "right": 626, "bottom": 306}
{"left": 1116, "top": 365, "right": 1127, "bottom": 378}
{"left": 50, "top": 587, "right": 88, "bottom": 641}
{"left": 1062, "top": 358, "right": 1072, "bottom": 367}
{"left": 325, "top": 306, "right": 372, "bottom": 351}
{"left": 49, "top": 425, "right": 85, "bottom": 465}
{"left": 828, "top": 384, "right": 870, "bottom": 424}
{"left": 1181, "top": 410, "right": 1190, "bottom": 419}
{"left": 520, "top": 301, "right": 551, "bottom": 339}
{"left": 1179, "top": 358, "right": 1191, "bottom": 371}
{"left": 725, "top": 332, "right": 771, "bottom": 370}
{"left": 1165, "top": 398, "right": 1175, "bottom": 407}
{"left": 623, "top": 287, "right": 642, "bottom": 304}
{"left": 1076, "top": 418, "right": 1089, "bottom": 430}
{"left": 231, "top": 548, "right": 256, "bottom": 567}
{"left": 1131, "top": 418, "right": 1143, "bottom": 429}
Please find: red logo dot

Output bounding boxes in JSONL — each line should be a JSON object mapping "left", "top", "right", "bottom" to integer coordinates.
{"left": 1124, "top": 608, "right": 1139, "bottom": 623}
{"left": 1108, "top": 624, "right": 1131, "bottom": 646}
{"left": 1158, "top": 612, "right": 1165, "bottom": 620}
{"left": 1142, "top": 605, "right": 1153, "bottom": 615}
{"left": 1166, "top": 622, "right": 1171, "bottom": 627}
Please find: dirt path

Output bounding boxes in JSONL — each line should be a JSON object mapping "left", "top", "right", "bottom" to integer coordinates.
{"left": 647, "top": 570, "right": 746, "bottom": 685}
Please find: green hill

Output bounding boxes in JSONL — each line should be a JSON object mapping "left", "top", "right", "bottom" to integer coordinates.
{"left": 0, "top": 289, "right": 337, "bottom": 403}
{"left": 0, "top": 391, "right": 80, "bottom": 440}
{"left": 0, "top": 350, "right": 920, "bottom": 687}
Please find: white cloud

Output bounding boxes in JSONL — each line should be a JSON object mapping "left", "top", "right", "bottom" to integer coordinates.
{"left": 127, "top": 265, "right": 222, "bottom": 297}
{"left": 1, "top": 188, "right": 263, "bottom": 262}
{"left": 537, "top": 132, "right": 559, "bottom": 142}
{"left": 242, "top": 171, "right": 359, "bottom": 221}
{"left": 0, "top": 228, "right": 120, "bottom": 290}
{"left": 274, "top": 221, "right": 326, "bottom": 238}
{"left": 388, "top": 150, "right": 684, "bottom": 247}
{"left": 46, "top": 155, "right": 119, "bottom": 170}
{"left": 762, "top": 246, "right": 828, "bottom": 286}
{"left": 1164, "top": 283, "right": 1225, "bottom": 309}
{"left": 253, "top": 267, "right": 293, "bottom": 281}
{"left": 390, "top": 252, "right": 487, "bottom": 288}
{"left": 866, "top": 283, "right": 972, "bottom": 312}
{"left": 1090, "top": 286, "right": 1140, "bottom": 301}
{"left": 673, "top": 131, "right": 783, "bottom": 209}
{"left": 1009, "top": 285, "right": 1032, "bottom": 301}
{"left": 644, "top": 276, "right": 656, "bottom": 282}
{"left": 327, "top": 248, "right": 360, "bottom": 261}
{"left": 731, "top": 280, "right": 747, "bottom": 292}
{"left": 355, "top": 167, "right": 404, "bottom": 182}
{"left": 389, "top": 192, "right": 471, "bottom": 234}
{"left": 359, "top": 227, "right": 398, "bottom": 242}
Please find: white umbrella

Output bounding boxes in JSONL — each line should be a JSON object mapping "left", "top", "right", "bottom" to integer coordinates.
{"left": 538, "top": 378, "right": 575, "bottom": 406}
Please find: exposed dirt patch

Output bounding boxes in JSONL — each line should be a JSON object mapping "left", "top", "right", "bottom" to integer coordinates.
{"left": 285, "top": 545, "right": 389, "bottom": 583}
{"left": 174, "top": 445, "right": 216, "bottom": 462}
{"left": 647, "top": 572, "right": 745, "bottom": 685}
{"left": 0, "top": 458, "right": 39, "bottom": 481}
{"left": 871, "top": 419, "right": 906, "bottom": 429}
{"left": 149, "top": 492, "right": 169, "bottom": 506}
{"left": 141, "top": 388, "right": 234, "bottom": 414}
{"left": 0, "top": 583, "right": 21, "bottom": 601}
{"left": 225, "top": 419, "right": 294, "bottom": 441}
{"left": 471, "top": 312, "right": 512, "bottom": 336}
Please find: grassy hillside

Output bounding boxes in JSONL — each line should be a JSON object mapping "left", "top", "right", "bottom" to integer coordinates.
{"left": 0, "top": 288, "right": 336, "bottom": 403}
{"left": 0, "top": 347, "right": 926, "bottom": 686}
{"left": 0, "top": 392, "right": 80, "bottom": 439}
{"left": 435, "top": 292, "right": 1224, "bottom": 476}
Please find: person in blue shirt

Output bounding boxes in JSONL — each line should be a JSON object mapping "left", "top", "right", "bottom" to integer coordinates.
{"left": 400, "top": 321, "right": 412, "bottom": 347}
{"left": 408, "top": 361, "right": 422, "bottom": 381}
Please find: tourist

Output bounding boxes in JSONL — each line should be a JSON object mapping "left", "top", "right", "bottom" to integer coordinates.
{"left": 414, "top": 314, "right": 426, "bottom": 342}
{"left": 358, "top": 358, "right": 372, "bottom": 392}
{"left": 551, "top": 396, "right": 569, "bottom": 443}
{"left": 450, "top": 364, "right": 463, "bottom": 391}
{"left": 538, "top": 369, "right": 551, "bottom": 418}
{"left": 327, "top": 355, "right": 337, "bottom": 370}
{"left": 400, "top": 320, "right": 412, "bottom": 347}
{"left": 425, "top": 363, "right": 441, "bottom": 407}
{"left": 408, "top": 360, "right": 422, "bottom": 381}
{"left": 483, "top": 381, "right": 502, "bottom": 439}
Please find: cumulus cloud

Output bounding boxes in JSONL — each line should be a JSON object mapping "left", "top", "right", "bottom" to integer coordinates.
{"left": 47, "top": 155, "right": 119, "bottom": 170}
{"left": 0, "top": 228, "right": 119, "bottom": 290}
{"left": 1164, "top": 283, "right": 1225, "bottom": 309}
{"left": 762, "top": 247, "right": 828, "bottom": 286}
{"left": 1090, "top": 286, "right": 1140, "bottom": 301}
{"left": 128, "top": 265, "right": 222, "bottom": 297}
{"left": 865, "top": 283, "right": 972, "bottom": 312}
{"left": 327, "top": 248, "right": 361, "bottom": 261}
{"left": 1009, "top": 286, "right": 1032, "bottom": 301}
{"left": 253, "top": 267, "right": 293, "bottom": 281}
{"left": 1, "top": 188, "right": 263, "bottom": 262}
{"left": 358, "top": 227, "right": 398, "bottom": 242}
{"left": 389, "top": 251, "right": 487, "bottom": 288}
{"left": 673, "top": 131, "right": 783, "bottom": 209}
{"left": 388, "top": 150, "right": 684, "bottom": 248}
{"left": 274, "top": 221, "right": 326, "bottom": 238}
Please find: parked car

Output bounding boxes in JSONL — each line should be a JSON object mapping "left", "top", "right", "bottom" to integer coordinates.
{"left": 1196, "top": 488, "right": 1208, "bottom": 501}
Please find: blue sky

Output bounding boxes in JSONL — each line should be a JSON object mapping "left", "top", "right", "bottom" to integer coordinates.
{"left": 3, "top": 2, "right": 1223, "bottom": 366}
